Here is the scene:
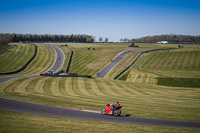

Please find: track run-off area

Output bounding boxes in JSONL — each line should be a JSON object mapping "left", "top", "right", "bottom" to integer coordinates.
{"left": 0, "top": 43, "right": 200, "bottom": 131}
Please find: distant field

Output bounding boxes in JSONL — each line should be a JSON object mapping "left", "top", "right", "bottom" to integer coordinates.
{"left": 0, "top": 76, "right": 199, "bottom": 123}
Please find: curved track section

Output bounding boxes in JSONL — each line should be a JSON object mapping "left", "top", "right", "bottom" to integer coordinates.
{"left": 0, "top": 97, "right": 199, "bottom": 129}
{"left": 44, "top": 44, "right": 65, "bottom": 73}
{"left": 94, "top": 49, "right": 148, "bottom": 78}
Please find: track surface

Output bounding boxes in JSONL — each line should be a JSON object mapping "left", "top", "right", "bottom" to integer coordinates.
{"left": 0, "top": 97, "right": 200, "bottom": 129}
{"left": 94, "top": 49, "right": 148, "bottom": 78}
{"left": 44, "top": 44, "right": 65, "bottom": 73}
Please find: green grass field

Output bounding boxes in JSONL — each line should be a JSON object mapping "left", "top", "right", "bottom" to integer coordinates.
{"left": 0, "top": 43, "right": 56, "bottom": 76}
{"left": 0, "top": 43, "right": 35, "bottom": 73}
{"left": 139, "top": 47, "right": 200, "bottom": 78}
{"left": 0, "top": 76, "right": 199, "bottom": 123}
{"left": 1, "top": 110, "right": 199, "bottom": 133}
{"left": 119, "top": 46, "right": 200, "bottom": 87}
{"left": 0, "top": 43, "right": 200, "bottom": 132}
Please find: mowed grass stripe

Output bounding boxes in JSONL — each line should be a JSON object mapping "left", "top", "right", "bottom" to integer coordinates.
{"left": 72, "top": 78, "right": 83, "bottom": 96}
{"left": 21, "top": 44, "right": 55, "bottom": 75}
{"left": 50, "top": 77, "right": 63, "bottom": 96}
{"left": 26, "top": 78, "right": 38, "bottom": 93}
{"left": 15, "top": 77, "right": 38, "bottom": 93}
{"left": 65, "top": 77, "right": 79, "bottom": 96}
{"left": 59, "top": 79, "right": 69, "bottom": 96}
{"left": 100, "top": 81, "right": 119, "bottom": 96}
{"left": 3, "top": 45, "right": 25, "bottom": 71}
{"left": 26, "top": 44, "right": 48, "bottom": 74}
{"left": 34, "top": 77, "right": 50, "bottom": 94}
{"left": 4, "top": 78, "right": 25, "bottom": 93}
{"left": 109, "top": 81, "right": 132, "bottom": 96}
{"left": 0, "top": 44, "right": 34, "bottom": 73}
{"left": 89, "top": 79, "right": 106, "bottom": 96}
{"left": 43, "top": 78, "right": 54, "bottom": 95}
{"left": 84, "top": 78, "right": 97, "bottom": 95}
{"left": 78, "top": 78, "right": 92, "bottom": 96}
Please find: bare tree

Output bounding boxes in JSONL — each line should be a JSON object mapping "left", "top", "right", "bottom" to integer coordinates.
{"left": 120, "top": 38, "right": 124, "bottom": 42}
{"left": 104, "top": 38, "right": 109, "bottom": 43}
{"left": 99, "top": 37, "right": 103, "bottom": 42}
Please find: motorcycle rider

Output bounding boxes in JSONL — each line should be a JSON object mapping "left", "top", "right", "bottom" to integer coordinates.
{"left": 113, "top": 101, "right": 120, "bottom": 109}
{"left": 110, "top": 101, "right": 120, "bottom": 114}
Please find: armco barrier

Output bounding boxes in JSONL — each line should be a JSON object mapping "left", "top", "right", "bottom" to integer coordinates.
{"left": 0, "top": 44, "right": 37, "bottom": 75}
{"left": 40, "top": 73, "right": 91, "bottom": 78}
{"left": 113, "top": 48, "right": 175, "bottom": 79}
{"left": 66, "top": 50, "right": 73, "bottom": 73}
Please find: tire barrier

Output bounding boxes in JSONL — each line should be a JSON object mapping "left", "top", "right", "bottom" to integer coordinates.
{"left": 66, "top": 50, "right": 73, "bottom": 73}
{"left": 40, "top": 72, "right": 91, "bottom": 78}
{"left": 0, "top": 44, "right": 37, "bottom": 75}
{"left": 0, "top": 45, "right": 15, "bottom": 54}
{"left": 113, "top": 48, "right": 175, "bottom": 80}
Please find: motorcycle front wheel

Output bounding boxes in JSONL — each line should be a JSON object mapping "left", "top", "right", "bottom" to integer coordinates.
{"left": 101, "top": 109, "right": 106, "bottom": 115}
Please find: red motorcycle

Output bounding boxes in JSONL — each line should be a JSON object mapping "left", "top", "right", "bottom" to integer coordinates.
{"left": 101, "top": 104, "right": 122, "bottom": 116}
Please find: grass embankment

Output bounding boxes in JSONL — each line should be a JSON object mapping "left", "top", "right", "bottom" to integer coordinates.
{"left": 0, "top": 43, "right": 35, "bottom": 73}
{"left": 67, "top": 43, "right": 141, "bottom": 76}
{"left": 139, "top": 47, "right": 200, "bottom": 78}
{"left": 1, "top": 110, "right": 199, "bottom": 133}
{"left": 120, "top": 46, "right": 200, "bottom": 86}
{"left": 0, "top": 43, "right": 56, "bottom": 76}
{"left": 0, "top": 76, "right": 199, "bottom": 123}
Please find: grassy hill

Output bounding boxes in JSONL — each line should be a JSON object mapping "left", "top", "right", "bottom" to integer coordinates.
{"left": 0, "top": 43, "right": 35, "bottom": 73}
{"left": 0, "top": 43, "right": 56, "bottom": 76}
{"left": 0, "top": 43, "right": 200, "bottom": 132}
{"left": 0, "top": 76, "right": 199, "bottom": 123}
{"left": 117, "top": 46, "right": 200, "bottom": 87}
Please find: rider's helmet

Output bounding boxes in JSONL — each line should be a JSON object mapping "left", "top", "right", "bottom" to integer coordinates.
{"left": 115, "top": 101, "right": 119, "bottom": 104}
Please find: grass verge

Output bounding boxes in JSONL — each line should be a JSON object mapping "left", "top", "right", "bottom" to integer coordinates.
{"left": 1, "top": 110, "right": 200, "bottom": 133}
{"left": 157, "top": 77, "right": 200, "bottom": 88}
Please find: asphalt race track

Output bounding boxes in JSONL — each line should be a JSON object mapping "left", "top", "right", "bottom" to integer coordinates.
{"left": 44, "top": 44, "right": 65, "bottom": 73}
{"left": 94, "top": 49, "right": 148, "bottom": 78}
{"left": 0, "top": 97, "right": 200, "bottom": 129}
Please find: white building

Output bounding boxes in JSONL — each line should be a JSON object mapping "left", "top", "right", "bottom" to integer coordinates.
{"left": 157, "top": 41, "right": 168, "bottom": 44}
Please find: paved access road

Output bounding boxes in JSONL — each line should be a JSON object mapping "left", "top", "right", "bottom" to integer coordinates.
{"left": 94, "top": 49, "right": 148, "bottom": 78}
{"left": 0, "top": 97, "right": 199, "bottom": 129}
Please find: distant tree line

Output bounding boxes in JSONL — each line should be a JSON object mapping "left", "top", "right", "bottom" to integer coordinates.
{"left": 0, "top": 34, "right": 11, "bottom": 46}
{"left": 131, "top": 34, "right": 200, "bottom": 44}
{"left": 0, "top": 33, "right": 94, "bottom": 43}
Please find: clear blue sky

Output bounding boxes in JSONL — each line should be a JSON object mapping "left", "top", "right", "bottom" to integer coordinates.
{"left": 0, "top": 0, "right": 200, "bottom": 42}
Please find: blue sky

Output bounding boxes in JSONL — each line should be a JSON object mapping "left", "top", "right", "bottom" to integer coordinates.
{"left": 0, "top": 0, "right": 200, "bottom": 42}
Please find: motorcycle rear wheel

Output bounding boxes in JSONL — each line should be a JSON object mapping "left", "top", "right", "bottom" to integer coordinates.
{"left": 114, "top": 110, "right": 121, "bottom": 116}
